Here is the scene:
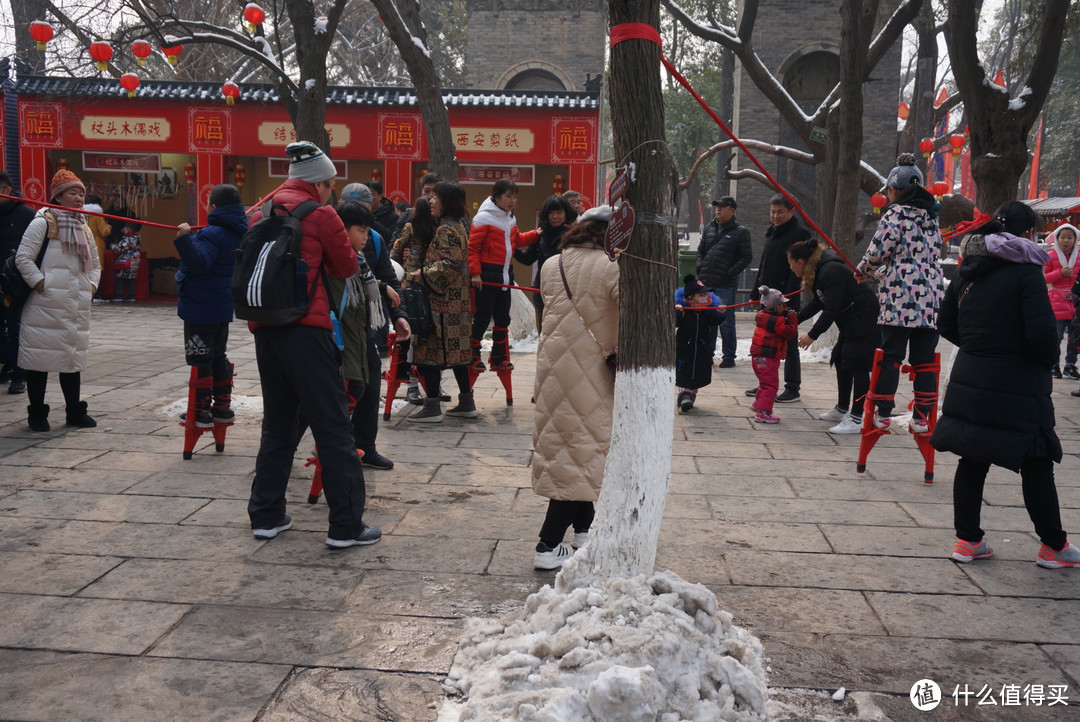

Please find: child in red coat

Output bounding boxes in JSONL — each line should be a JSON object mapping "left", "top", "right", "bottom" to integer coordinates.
{"left": 750, "top": 285, "right": 798, "bottom": 423}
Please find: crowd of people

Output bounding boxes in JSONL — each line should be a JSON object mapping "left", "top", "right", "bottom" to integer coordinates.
{"left": 1, "top": 146, "right": 1077, "bottom": 571}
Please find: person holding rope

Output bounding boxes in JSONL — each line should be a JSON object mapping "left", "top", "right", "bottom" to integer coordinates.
{"left": 855, "top": 154, "right": 944, "bottom": 433}
{"left": 931, "top": 201, "right": 1078, "bottom": 569}
{"left": 787, "top": 238, "right": 880, "bottom": 434}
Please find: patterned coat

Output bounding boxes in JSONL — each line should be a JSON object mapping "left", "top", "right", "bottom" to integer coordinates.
{"left": 856, "top": 196, "right": 944, "bottom": 328}
{"left": 750, "top": 308, "right": 798, "bottom": 359}
{"left": 112, "top": 233, "right": 141, "bottom": 280}
{"left": 411, "top": 217, "right": 472, "bottom": 368}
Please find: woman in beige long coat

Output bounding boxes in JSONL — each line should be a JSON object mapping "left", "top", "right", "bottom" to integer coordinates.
{"left": 16, "top": 170, "right": 101, "bottom": 432}
{"left": 531, "top": 205, "right": 618, "bottom": 570}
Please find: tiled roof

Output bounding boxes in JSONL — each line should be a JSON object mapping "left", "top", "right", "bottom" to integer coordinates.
{"left": 13, "top": 76, "right": 601, "bottom": 110}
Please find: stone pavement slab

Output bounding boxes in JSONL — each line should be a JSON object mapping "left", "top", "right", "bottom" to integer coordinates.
{"left": 2, "top": 306, "right": 1078, "bottom": 720}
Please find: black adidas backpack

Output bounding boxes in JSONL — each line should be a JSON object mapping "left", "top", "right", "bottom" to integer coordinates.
{"left": 231, "top": 198, "right": 321, "bottom": 325}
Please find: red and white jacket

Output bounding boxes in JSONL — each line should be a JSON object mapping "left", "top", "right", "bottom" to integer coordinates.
{"left": 467, "top": 197, "right": 534, "bottom": 288}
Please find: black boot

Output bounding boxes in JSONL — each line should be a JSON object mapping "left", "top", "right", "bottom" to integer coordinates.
{"left": 446, "top": 390, "right": 478, "bottom": 418}
{"left": 65, "top": 401, "right": 97, "bottom": 428}
{"left": 27, "top": 404, "right": 50, "bottom": 432}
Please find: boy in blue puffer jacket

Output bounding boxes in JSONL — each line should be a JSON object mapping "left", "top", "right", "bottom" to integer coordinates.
{"left": 173, "top": 184, "right": 248, "bottom": 427}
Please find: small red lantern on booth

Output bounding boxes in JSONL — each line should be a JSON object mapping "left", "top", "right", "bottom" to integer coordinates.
{"left": 949, "top": 133, "right": 966, "bottom": 157}
{"left": 244, "top": 3, "right": 266, "bottom": 32}
{"left": 870, "top": 192, "right": 887, "bottom": 215}
{"left": 161, "top": 38, "right": 183, "bottom": 66}
{"left": 183, "top": 163, "right": 196, "bottom": 186}
{"left": 120, "top": 73, "right": 140, "bottom": 98}
{"left": 233, "top": 163, "right": 246, "bottom": 189}
{"left": 222, "top": 82, "right": 240, "bottom": 106}
{"left": 552, "top": 174, "right": 565, "bottom": 194}
{"left": 918, "top": 137, "right": 935, "bottom": 158}
{"left": 29, "top": 21, "right": 54, "bottom": 51}
{"left": 932, "top": 181, "right": 949, "bottom": 197}
{"left": 89, "top": 40, "right": 113, "bottom": 72}
{"left": 370, "top": 168, "right": 382, "bottom": 183}
{"left": 131, "top": 40, "right": 152, "bottom": 66}
{"left": 56, "top": 158, "right": 70, "bottom": 172}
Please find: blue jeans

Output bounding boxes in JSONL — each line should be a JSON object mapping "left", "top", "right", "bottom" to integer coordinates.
{"left": 715, "top": 286, "right": 737, "bottom": 360}
{"left": 1054, "top": 319, "right": 1077, "bottom": 366}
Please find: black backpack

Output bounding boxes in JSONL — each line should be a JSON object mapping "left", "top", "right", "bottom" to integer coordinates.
{"left": 231, "top": 198, "right": 321, "bottom": 325}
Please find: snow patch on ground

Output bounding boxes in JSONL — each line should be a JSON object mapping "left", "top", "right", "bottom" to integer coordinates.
{"left": 716, "top": 338, "right": 833, "bottom": 365}
{"left": 160, "top": 395, "right": 263, "bottom": 417}
{"left": 438, "top": 549, "right": 769, "bottom": 721}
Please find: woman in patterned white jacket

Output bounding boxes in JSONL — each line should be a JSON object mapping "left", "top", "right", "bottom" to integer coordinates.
{"left": 855, "top": 153, "right": 945, "bottom": 433}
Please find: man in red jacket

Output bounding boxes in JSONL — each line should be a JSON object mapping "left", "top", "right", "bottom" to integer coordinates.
{"left": 246, "top": 141, "right": 380, "bottom": 549}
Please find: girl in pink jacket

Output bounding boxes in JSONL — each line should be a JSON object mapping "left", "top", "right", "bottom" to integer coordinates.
{"left": 1044, "top": 223, "right": 1079, "bottom": 379}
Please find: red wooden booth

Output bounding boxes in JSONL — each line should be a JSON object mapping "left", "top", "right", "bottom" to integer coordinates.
{"left": 11, "top": 77, "right": 601, "bottom": 296}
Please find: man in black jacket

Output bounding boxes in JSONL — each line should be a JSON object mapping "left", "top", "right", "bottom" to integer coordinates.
{"left": 696, "top": 196, "right": 752, "bottom": 367}
{"left": 366, "top": 181, "right": 399, "bottom": 240}
{"left": 748, "top": 194, "right": 810, "bottom": 402}
{"left": 0, "top": 174, "right": 38, "bottom": 394}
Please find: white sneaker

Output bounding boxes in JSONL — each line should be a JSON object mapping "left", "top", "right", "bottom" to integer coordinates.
{"left": 873, "top": 413, "right": 892, "bottom": 430}
{"left": 909, "top": 418, "right": 930, "bottom": 434}
{"left": 534, "top": 542, "right": 574, "bottom": 570}
{"left": 829, "top": 414, "right": 863, "bottom": 434}
{"left": 571, "top": 531, "right": 589, "bottom": 549}
{"left": 819, "top": 406, "right": 847, "bottom": 422}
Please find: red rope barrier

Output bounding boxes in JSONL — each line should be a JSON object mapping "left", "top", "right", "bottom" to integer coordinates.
{"left": 481, "top": 280, "right": 541, "bottom": 293}
{"left": 609, "top": 23, "right": 857, "bottom": 272}
{"left": 0, "top": 192, "right": 198, "bottom": 231}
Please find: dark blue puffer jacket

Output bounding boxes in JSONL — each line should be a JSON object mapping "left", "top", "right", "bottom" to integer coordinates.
{"left": 174, "top": 204, "right": 248, "bottom": 325}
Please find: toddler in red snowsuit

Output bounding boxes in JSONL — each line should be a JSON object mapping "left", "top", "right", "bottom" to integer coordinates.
{"left": 750, "top": 285, "right": 798, "bottom": 423}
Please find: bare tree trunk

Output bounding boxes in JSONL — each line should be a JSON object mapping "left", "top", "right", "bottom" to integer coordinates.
{"left": 898, "top": 0, "right": 937, "bottom": 164}
{"left": 11, "top": 0, "right": 49, "bottom": 74}
{"left": 284, "top": 0, "right": 344, "bottom": 150}
{"left": 368, "top": 0, "right": 459, "bottom": 182}
{"left": 587, "top": 0, "right": 678, "bottom": 580}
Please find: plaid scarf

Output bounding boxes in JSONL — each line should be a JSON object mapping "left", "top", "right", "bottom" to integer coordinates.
{"left": 52, "top": 208, "right": 93, "bottom": 272}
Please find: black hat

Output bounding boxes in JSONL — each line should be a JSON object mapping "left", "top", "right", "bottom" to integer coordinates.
{"left": 682, "top": 274, "right": 710, "bottom": 297}
{"left": 711, "top": 196, "right": 737, "bottom": 209}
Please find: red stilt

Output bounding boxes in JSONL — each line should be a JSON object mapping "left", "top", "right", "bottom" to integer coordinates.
{"left": 903, "top": 353, "right": 940, "bottom": 483}
{"left": 180, "top": 366, "right": 229, "bottom": 459}
{"left": 305, "top": 448, "right": 363, "bottom": 505}
{"left": 381, "top": 331, "right": 402, "bottom": 420}
{"left": 856, "top": 348, "right": 889, "bottom": 474}
{"left": 495, "top": 367, "right": 513, "bottom": 405}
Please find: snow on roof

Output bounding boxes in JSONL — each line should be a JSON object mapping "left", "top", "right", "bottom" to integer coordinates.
{"left": 13, "top": 75, "right": 601, "bottom": 110}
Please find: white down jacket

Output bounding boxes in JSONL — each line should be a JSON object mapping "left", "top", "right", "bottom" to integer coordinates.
{"left": 532, "top": 241, "right": 619, "bottom": 501}
{"left": 16, "top": 209, "right": 101, "bottom": 373}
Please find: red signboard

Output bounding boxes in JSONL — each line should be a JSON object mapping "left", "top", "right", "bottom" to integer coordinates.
{"left": 20, "top": 102, "right": 62, "bottom": 148}
{"left": 604, "top": 201, "right": 635, "bottom": 261}
{"left": 551, "top": 117, "right": 596, "bottom": 163}
{"left": 188, "top": 108, "right": 231, "bottom": 152}
{"left": 82, "top": 151, "right": 161, "bottom": 172}
{"left": 458, "top": 164, "right": 535, "bottom": 185}
{"left": 379, "top": 113, "right": 423, "bottom": 160}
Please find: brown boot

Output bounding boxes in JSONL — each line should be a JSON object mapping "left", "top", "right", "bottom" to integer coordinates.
{"left": 407, "top": 396, "right": 443, "bottom": 423}
{"left": 446, "top": 390, "right": 478, "bottom": 418}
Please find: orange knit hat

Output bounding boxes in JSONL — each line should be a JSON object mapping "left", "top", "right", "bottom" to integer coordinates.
{"left": 50, "top": 169, "right": 85, "bottom": 200}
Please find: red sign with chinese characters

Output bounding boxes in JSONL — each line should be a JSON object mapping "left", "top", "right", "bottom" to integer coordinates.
{"left": 458, "top": 164, "right": 535, "bottom": 185}
{"left": 20, "top": 102, "right": 62, "bottom": 148}
{"left": 604, "top": 202, "right": 635, "bottom": 261}
{"left": 551, "top": 118, "right": 596, "bottom": 163}
{"left": 189, "top": 108, "right": 231, "bottom": 152}
{"left": 82, "top": 151, "right": 161, "bottom": 172}
{"left": 379, "top": 114, "right": 423, "bottom": 160}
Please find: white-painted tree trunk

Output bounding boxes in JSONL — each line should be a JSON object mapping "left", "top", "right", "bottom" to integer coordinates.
{"left": 586, "top": 365, "right": 676, "bottom": 579}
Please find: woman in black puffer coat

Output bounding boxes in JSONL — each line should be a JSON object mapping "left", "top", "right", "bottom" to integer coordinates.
{"left": 931, "top": 201, "right": 1078, "bottom": 569}
{"left": 787, "top": 238, "right": 879, "bottom": 432}
{"left": 516, "top": 195, "right": 576, "bottom": 333}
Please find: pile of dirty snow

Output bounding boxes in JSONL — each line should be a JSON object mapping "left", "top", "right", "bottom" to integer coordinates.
{"left": 438, "top": 549, "right": 768, "bottom": 721}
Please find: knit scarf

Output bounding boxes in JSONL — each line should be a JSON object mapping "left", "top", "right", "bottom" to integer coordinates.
{"left": 52, "top": 208, "right": 93, "bottom": 272}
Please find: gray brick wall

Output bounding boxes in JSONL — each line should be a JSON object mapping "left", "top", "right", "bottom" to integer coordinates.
{"left": 465, "top": 1, "right": 606, "bottom": 91}
{"left": 732, "top": 0, "right": 901, "bottom": 262}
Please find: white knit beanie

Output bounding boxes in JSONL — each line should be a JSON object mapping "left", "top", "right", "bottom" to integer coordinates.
{"left": 286, "top": 141, "right": 337, "bottom": 184}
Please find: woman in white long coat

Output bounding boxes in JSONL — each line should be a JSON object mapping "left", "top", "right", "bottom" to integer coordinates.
{"left": 16, "top": 170, "right": 101, "bottom": 431}
{"left": 531, "top": 205, "right": 618, "bottom": 570}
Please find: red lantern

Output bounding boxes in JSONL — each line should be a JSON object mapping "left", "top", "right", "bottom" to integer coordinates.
{"left": 244, "top": 3, "right": 266, "bottom": 31}
{"left": 870, "top": 192, "right": 887, "bottom": 215}
{"left": 131, "top": 40, "right": 152, "bottom": 66}
{"left": 89, "top": 40, "right": 113, "bottom": 72}
{"left": 29, "top": 21, "right": 54, "bottom": 51}
{"left": 370, "top": 168, "right": 382, "bottom": 182}
{"left": 932, "top": 181, "right": 949, "bottom": 197}
{"left": 56, "top": 158, "right": 70, "bottom": 172}
{"left": 222, "top": 82, "right": 240, "bottom": 106}
{"left": 949, "top": 133, "right": 966, "bottom": 156}
{"left": 161, "top": 39, "right": 183, "bottom": 66}
{"left": 119, "top": 73, "right": 140, "bottom": 98}
{"left": 918, "top": 137, "right": 935, "bottom": 158}
{"left": 552, "top": 174, "right": 565, "bottom": 194}
{"left": 183, "top": 163, "right": 196, "bottom": 186}
{"left": 233, "top": 163, "right": 246, "bottom": 189}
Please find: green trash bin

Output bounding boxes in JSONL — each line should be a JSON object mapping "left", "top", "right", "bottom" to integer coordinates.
{"left": 678, "top": 248, "right": 697, "bottom": 280}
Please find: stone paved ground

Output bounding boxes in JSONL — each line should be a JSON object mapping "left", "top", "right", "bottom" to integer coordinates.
{"left": 1, "top": 304, "right": 1078, "bottom": 721}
